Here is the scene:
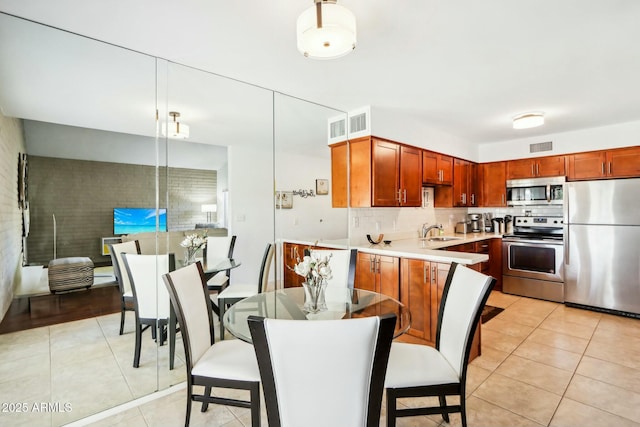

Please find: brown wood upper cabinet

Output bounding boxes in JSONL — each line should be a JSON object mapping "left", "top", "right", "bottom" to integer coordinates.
{"left": 422, "top": 151, "right": 453, "bottom": 185}
{"left": 567, "top": 146, "right": 640, "bottom": 180}
{"left": 453, "top": 158, "right": 477, "bottom": 207}
{"left": 372, "top": 138, "right": 422, "bottom": 207}
{"left": 478, "top": 161, "right": 507, "bottom": 207}
{"left": 330, "top": 141, "right": 348, "bottom": 207}
{"left": 506, "top": 155, "right": 566, "bottom": 180}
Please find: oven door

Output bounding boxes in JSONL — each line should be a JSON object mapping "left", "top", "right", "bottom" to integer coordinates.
{"left": 502, "top": 239, "right": 564, "bottom": 282}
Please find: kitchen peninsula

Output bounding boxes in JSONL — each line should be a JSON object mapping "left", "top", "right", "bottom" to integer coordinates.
{"left": 282, "top": 233, "right": 498, "bottom": 359}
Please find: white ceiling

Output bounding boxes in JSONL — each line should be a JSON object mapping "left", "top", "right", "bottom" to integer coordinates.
{"left": 1, "top": 0, "right": 639, "bottom": 146}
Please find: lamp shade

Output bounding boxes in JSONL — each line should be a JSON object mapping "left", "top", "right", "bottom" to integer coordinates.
{"left": 296, "top": 2, "right": 356, "bottom": 59}
{"left": 513, "top": 112, "right": 545, "bottom": 129}
{"left": 201, "top": 204, "right": 217, "bottom": 213}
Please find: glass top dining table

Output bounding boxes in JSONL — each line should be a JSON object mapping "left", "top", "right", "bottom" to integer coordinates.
{"left": 223, "top": 287, "right": 411, "bottom": 343}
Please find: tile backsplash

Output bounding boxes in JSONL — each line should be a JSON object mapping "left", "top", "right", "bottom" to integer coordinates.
{"left": 348, "top": 195, "right": 563, "bottom": 244}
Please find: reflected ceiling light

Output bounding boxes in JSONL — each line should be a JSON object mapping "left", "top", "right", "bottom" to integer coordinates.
{"left": 162, "top": 111, "right": 190, "bottom": 139}
{"left": 296, "top": 0, "right": 357, "bottom": 60}
{"left": 513, "top": 112, "right": 545, "bottom": 129}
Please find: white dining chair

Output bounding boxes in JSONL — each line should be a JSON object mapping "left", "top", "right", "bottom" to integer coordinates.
{"left": 248, "top": 313, "right": 396, "bottom": 427}
{"left": 308, "top": 248, "right": 357, "bottom": 289}
{"left": 163, "top": 262, "right": 261, "bottom": 427}
{"left": 384, "top": 262, "right": 496, "bottom": 427}
{"left": 108, "top": 240, "right": 141, "bottom": 335}
{"left": 216, "top": 243, "right": 275, "bottom": 340}
{"left": 121, "top": 253, "right": 175, "bottom": 368}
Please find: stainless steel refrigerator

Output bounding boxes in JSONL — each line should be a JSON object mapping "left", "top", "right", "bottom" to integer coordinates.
{"left": 564, "top": 178, "right": 640, "bottom": 316}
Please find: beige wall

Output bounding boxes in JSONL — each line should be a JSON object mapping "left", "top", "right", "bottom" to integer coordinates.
{"left": 0, "top": 113, "right": 26, "bottom": 320}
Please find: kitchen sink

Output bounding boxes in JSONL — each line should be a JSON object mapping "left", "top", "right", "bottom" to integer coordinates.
{"left": 427, "top": 236, "right": 462, "bottom": 242}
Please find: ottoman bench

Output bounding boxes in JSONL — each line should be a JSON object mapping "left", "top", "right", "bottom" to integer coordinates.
{"left": 48, "top": 257, "right": 94, "bottom": 293}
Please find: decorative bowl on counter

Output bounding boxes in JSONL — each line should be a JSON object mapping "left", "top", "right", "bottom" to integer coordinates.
{"left": 366, "top": 234, "right": 384, "bottom": 245}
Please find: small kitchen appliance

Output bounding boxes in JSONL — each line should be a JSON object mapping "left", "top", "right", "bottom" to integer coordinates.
{"left": 467, "top": 213, "right": 483, "bottom": 233}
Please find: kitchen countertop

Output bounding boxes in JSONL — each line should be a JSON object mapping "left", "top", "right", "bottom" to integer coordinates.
{"left": 281, "top": 233, "right": 501, "bottom": 265}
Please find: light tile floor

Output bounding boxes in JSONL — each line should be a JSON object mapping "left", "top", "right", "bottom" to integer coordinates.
{"left": 2, "top": 291, "right": 640, "bottom": 426}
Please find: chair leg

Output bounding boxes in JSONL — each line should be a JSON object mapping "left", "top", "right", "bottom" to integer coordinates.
{"left": 460, "top": 394, "right": 468, "bottom": 427}
{"left": 200, "top": 386, "right": 212, "bottom": 412}
{"left": 119, "top": 305, "right": 126, "bottom": 335}
{"left": 250, "top": 383, "right": 260, "bottom": 427}
{"left": 439, "top": 395, "right": 449, "bottom": 423}
{"left": 219, "top": 299, "right": 226, "bottom": 340}
{"left": 133, "top": 323, "right": 142, "bottom": 368}
{"left": 386, "top": 389, "right": 396, "bottom": 427}
{"left": 185, "top": 385, "right": 193, "bottom": 427}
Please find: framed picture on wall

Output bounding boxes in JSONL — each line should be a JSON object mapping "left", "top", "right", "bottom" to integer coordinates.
{"left": 316, "top": 179, "right": 329, "bottom": 195}
{"left": 276, "top": 191, "right": 293, "bottom": 209}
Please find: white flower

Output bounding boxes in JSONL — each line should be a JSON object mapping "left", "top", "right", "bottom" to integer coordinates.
{"left": 180, "top": 234, "right": 207, "bottom": 250}
{"left": 291, "top": 251, "right": 333, "bottom": 283}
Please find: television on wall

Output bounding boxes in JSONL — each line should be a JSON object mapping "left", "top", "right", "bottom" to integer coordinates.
{"left": 113, "top": 207, "right": 167, "bottom": 235}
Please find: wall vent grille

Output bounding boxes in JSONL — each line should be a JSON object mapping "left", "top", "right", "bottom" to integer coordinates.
{"left": 330, "top": 118, "right": 346, "bottom": 139}
{"left": 530, "top": 141, "right": 553, "bottom": 153}
{"left": 350, "top": 112, "right": 367, "bottom": 134}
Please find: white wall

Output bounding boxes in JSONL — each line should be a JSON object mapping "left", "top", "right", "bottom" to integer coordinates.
{"left": 274, "top": 150, "right": 348, "bottom": 242}
{"left": 24, "top": 120, "right": 227, "bottom": 170}
{"left": 227, "top": 143, "right": 275, "bottom": 284}
{"left": 479, "top": 120, "right": 640, "bottom": 163}
{"left": 370, "top": 106, "right": 479, "bottom": 161}
{"left": 0, "top": 114, "right": 26, "bottom": 320}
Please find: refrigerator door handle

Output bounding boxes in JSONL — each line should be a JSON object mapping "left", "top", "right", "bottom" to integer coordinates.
{"left": 564, "top": 226, "right": 570, "bottom": 265}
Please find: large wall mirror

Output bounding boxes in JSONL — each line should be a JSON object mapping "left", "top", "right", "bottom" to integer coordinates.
{"left": 1, "top": 10, "right": 348, "bottom": 424}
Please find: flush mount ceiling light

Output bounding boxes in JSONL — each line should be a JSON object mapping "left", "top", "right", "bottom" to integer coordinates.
{"left": 513, "top": 112, "right": 545, "bottom": 129}
{"left": 162, "top": 111, "right": 190, "bottom": 139}
{"left": 296, "top": 0, "right": 357, "bottom": 60}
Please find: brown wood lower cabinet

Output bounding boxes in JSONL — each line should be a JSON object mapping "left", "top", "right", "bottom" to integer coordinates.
{"left": 354, "top": 252, "right": 399, "bottom": 300}
{"left": 283, "top": 241, "right": 336, "bottom": 288}
{"left": 398, "top": 259, "right": 481, "bottom": 361}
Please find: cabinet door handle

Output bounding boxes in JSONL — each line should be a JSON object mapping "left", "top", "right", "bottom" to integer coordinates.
{"left": 376, "top": 257, "right": 381, "bottom": 274}
{"left": 403, "top": 189, "right": 407, "bottom": 204}
{"left": 608, "top": 162, "right": 612, "bottom": 175}
{"left": 471, "top": 193, "right": 475, "bottom": 205}
{"left": 439, "top": 170, "right": 443, "bottom": 182}
{"left": 501, "top": 193, "right": 505, "bottom": 205}
{"left": 601, "top": 162, "right": 605, "bottom": 175}
{"left": 397, "top": 189, "right": 402, "bottom": 204}
{"left": 532, "top": 164, "right": 535, "bottom": 176}
{"left": 423, "top": 264, "right": 428, "bottom": 284}
{"left": 431, "top": 265, "right": 436, "bottom": 284}
{"left": 536, "top": 163, "right": 540, "bottom": 176}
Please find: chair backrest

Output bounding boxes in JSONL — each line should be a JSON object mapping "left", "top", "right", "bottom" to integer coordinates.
{"left": 258, "top": 243, "right": 276, "bottom": 293}
{"left": 248, "top": 313, "right": 396, "bottom": 427}
{"left": 162, "top": 262, "right": 215, "bottom": 369}
{"left": 122, "top": 253, "right": 175, "bottom": 320}
{"left": 109, "top": 240, "right": 141, "bottom": 295}
{"left": 309, "top": 248, "right": 357, "bottom": 289}
{"left": 436, "top": 263, "right": 496, "bottom": 379}
{"left": 206, "top": 235, "right": 236, "bottom": 261}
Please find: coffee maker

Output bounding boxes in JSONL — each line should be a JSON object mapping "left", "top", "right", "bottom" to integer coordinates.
{"left": 467, "top": 213, "right": 483, "bottom": 233}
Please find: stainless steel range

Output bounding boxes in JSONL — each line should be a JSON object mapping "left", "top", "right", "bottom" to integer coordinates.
{"left": 502, "top": 216, "right": 564, "bottom": 302}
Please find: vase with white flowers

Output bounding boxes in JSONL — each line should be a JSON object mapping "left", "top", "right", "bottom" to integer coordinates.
{"left": 180, "top": 234, "right": 207, "bottom": 265}
{"left": 292, "top": 251, "right": 333, "bottom": 313}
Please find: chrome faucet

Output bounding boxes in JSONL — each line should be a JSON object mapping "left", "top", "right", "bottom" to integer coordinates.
{"left": 421, "top": 223, "right": 442, "bottom": 238}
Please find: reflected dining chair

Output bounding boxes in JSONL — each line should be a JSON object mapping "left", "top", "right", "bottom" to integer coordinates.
{"left": 205, "top": 235, "right": 236, "bottom": 315}
{"left": 309, "top": 248, "right": 357, "bottom": 289}
{"left": 384, "top": 262, "right": 496, "bottom": 427}
{"left": 216, "top": 242, "right": 275, "bottom": 340}
{"left": 248, "top": 313, "right": 396, "bottom": 427}
{"left": 121, "top": 253, "right": 175, "bottom": 368}
{"left": 108, "top": 240, "right": 141, "bottom": 335}
{"left": 163, "top": 262, "right": 261, "bottom": 427}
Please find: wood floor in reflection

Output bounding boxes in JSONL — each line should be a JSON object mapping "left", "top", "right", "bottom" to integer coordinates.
{"left": 0, "top": 285, "right": 121, "bottom": 334}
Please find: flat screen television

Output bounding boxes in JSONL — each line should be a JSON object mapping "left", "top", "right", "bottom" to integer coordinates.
{"left": 113, "top": 207, "right": 167, "bottom": 235}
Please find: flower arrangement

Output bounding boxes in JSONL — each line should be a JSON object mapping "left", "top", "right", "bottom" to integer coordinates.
{"left": 292, "top": 250, "right": 333, "bottom": 313}
{"left": 292, "top": 251, "right": 333, "bottom": 286}
{"left": 180, "top": 233, "right": 207, "bottom": 264}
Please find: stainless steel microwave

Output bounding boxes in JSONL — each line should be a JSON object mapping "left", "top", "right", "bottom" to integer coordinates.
{"left": 506, "top": 176, "right": 565, "bottom": 206}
